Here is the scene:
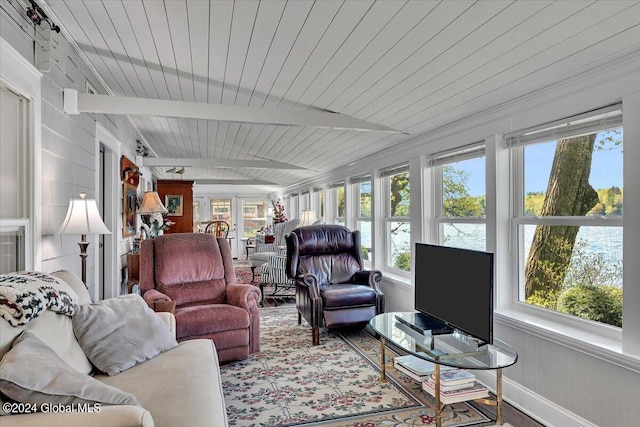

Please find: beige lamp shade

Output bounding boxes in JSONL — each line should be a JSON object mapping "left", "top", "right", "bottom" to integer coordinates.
{"left": 57, "top": 193, "right": 111, "bottom": 236}
{"left": 138, "top": 191, "right": 168, "bottom": 215}
{"left": 300, "top": 210, "right": 317, "bottom": 226}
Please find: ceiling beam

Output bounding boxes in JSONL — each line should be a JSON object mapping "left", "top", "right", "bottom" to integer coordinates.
{"left": 141, "top": 157, "right": 306, "bottom": 170}
{"left": 63, "top": 89, "right": 403, "bottom": 133}
{"left": 194, "top": 179, "right": 278, "bottom": 186}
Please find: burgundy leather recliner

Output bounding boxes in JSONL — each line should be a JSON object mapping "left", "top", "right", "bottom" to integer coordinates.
{"left": 285, "top": 225, "right": 384, "bottom": 345}
{"left": 139, "top": 233, "right": 260, "bottom": 362}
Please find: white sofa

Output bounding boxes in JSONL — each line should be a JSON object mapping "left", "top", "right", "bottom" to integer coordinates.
{"left": 0, "top": 270, "right": 228, "bottom": 427}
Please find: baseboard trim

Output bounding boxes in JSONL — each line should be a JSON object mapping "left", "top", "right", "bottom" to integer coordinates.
{"left": 473, "top": 370, "right": 597, "bottom": 427}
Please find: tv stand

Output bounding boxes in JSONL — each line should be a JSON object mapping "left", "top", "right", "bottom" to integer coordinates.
{"left": 370, "top": 312, "right": 518, "bottom": 427}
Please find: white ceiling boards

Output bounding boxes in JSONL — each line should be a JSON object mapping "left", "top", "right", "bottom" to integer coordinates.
{"left": 46, "top": 0, "right": 640, "bottom": 188}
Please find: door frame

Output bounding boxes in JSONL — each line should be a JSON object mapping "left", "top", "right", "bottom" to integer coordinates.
{"left": 95, "top": 123, "right": 120, "bottom": 299}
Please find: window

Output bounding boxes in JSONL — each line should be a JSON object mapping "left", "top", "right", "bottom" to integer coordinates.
{"left": 328, "top": 182, "right": 345, "bottom": 225}
{"left": 432, "top": 144, "right": 486, "bottom": 251}
{"left": 300, "top": 190, "right": 310, "bottom": 211}
{"left": 312, "top": 187, "right": 324, "bottom": 222}
{"left": 210, "top": 199, "right": 232, "bottom": 223}
{"left": 509, "top": 107, "right": 623, "bottom": 327}
{"left": 242, "top": 200, "right": 268, "bottom": 237}
{"left": 0, "top": 84, "right": 30, "bottom": 273}
{"left": 381, "top": 165, "right": 410, "bottom": 272}
{"left": 289, "top": 194, "right": 299, "bottom": 220}
{"left": 193, "top": 201, "right": 201, "bottom": 232}
{"left": 351, "top": 175, "right": 372, "bottom": 266}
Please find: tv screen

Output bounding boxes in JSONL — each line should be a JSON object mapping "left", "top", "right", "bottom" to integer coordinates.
{"left": 414, "top": 243, "right": 494, "bottom": 345}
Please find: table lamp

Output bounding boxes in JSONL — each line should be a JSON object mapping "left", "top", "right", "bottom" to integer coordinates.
{"left": 138, "top": 191, "right": 168, "bottom": 238}
{"left": 300, "top": 210, "right": 317, "bottom": 226}
{"left": 57, "top": 193, "right": 111, "bottom": 285}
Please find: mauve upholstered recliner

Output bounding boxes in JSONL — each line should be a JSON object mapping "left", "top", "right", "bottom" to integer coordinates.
{"left": 285, "top": 224, "right": 384, "bottom": 345}
{"left": 140, "top": 233, "right": 260, "bottom": 363}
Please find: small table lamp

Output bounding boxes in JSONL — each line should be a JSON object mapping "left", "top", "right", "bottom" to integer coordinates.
{"left": 57, "top": 193, "right": 111, "bottom": 285}
{"left": 300, "top": 210, "right": 317, "bottom": 226}
{"left": 138, "top": 191, "right": 168, "bottom": 238}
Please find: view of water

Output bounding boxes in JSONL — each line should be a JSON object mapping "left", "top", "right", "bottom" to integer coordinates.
{"left": 358, "top": 222, "right": 623, "bottom": 286}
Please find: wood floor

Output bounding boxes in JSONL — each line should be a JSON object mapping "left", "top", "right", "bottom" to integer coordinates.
{"left": 471, "top": 397, "right": 545, "bottom": 426}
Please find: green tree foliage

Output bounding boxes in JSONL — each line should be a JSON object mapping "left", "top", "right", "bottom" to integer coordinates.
{"left": 443, "top": 165, "right": 484, "bottom": 217}
{"left": 525, "top": 187, "right": 623, "bottom": 217}
{"left": 557, "top": 285, "right": 622, "bottom": 327}
{"left": 390, "top": 172, "right": 410, "bottom": 217}
{"left": 394, "top": 251, "right": 411, "bottom": 271}
{"left": 337, "top": 187, "right": 345, "bottom": 218}
{"left": 526, "top": 239, "right": 623, "bottom": 326}
{"left": 359, "top": 183, "right": 371, "bottom": 217}
{"left": 389, "top": 173, "right": 411, "bottom": 270}
{"left": 361, "top": 245, "right": 369, "bottom": 261}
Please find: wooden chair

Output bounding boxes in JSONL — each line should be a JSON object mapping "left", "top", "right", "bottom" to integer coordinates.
{"left": 204, "top": 220, "right": 230, "bottom": 238}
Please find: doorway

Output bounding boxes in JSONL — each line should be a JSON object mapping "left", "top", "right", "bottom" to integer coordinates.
{"left": 95, "top": 124, "right": 120, "bottom": 299}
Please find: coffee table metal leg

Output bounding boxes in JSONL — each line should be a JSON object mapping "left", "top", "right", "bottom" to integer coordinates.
{"left": 435, "top": 363, "right": 442, "bottom": 427}
{"left": 496, "top": 368, "right": 503, "bottom": 425}
{"left": 380, "top": 337, "right": 386, "bottom": 382}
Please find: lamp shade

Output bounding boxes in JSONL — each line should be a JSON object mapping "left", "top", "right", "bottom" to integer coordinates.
{"left": 138, "top": 191, "right": 168, "bottom": 215}
{"left": 300, "top": 210, "right": 317, "bottom": 226}
{"left": 57, "top": 193, "right": 111, "bottom": 235}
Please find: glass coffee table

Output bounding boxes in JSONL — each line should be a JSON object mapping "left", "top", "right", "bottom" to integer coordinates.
{"left": 369, "top": 312, "right": 518, "bottom": 427}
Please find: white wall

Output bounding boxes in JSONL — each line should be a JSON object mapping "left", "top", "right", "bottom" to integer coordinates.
{"left": 1, "top": 4, "right": 140, "bottom": 298}
{"left": 283, "top": 50, "right": 640, "bottom": 426}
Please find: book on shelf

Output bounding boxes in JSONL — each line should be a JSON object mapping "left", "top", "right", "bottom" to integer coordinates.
{"left": 422, "top": 379, "right": 489, "bottom": 404}
{"left": 424, "top": 376, "right": 477, "bottom": 392}
{"left": 393, "top": 353, "right": 454, "bottom": 379}
{"left": 435, "top": 369, "right": 476, "bottom": 386}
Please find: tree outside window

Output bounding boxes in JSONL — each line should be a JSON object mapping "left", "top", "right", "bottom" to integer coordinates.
{"left": 387, "top": 171, "right": 410, "bottom": 271}
{"left": 438, "top": 156, "right": 486, "bottom": 252}
{"left": 516, "top": 124, "right": 623, "bottom": 327}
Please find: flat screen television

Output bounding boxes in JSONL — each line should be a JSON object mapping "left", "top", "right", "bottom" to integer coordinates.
{"left": 414, "top": 243, "right": 494, "bottom": 345}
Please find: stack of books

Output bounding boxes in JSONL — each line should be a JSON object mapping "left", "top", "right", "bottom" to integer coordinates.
{"left": 422, "top": 369, "right": 489, "bottom": 404}
{"left": 393, "top": 353, "right": 454, "bottom": 382}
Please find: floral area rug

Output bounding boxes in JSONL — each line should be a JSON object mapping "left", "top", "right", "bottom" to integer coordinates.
{"left": 221, "top": 307, "right": 490, "bottom": 426}
{"left": 235, "top": 264, "right": 260, "bottom": 285}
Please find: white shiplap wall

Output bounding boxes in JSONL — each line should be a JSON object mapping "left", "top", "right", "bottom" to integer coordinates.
{"left": 1, "top": 2, "right": 140, "bottom": 298}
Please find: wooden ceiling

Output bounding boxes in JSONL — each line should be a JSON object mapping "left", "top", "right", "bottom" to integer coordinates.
{"left": 45, "top": 0, "right": 640, "bottom": 191}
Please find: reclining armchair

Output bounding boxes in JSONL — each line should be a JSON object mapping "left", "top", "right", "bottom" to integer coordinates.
{"left": 140, "top": 233, "right": 260, "bottom": 362}
{"left": 285, "top": 224, "right": 384, "bottom": 345}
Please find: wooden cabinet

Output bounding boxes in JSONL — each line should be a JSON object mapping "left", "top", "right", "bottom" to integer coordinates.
{"left": 157, "top": 180, "right": 194, "bottom": 233}
{"left": 127, "top": 252, "right": 139, "bottom": 293}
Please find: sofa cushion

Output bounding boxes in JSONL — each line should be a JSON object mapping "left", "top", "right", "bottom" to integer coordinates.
{"left": 0, "top": 331, "right": 139, "bottom": 408}
{"left": 73, "top": 294, "right": 178, "bottom": 376}
{"left": 96, "top": 339, "right": 228, "bottom": 427}
{"left": 0, "top": 270, "right": 93, "bottom": 375}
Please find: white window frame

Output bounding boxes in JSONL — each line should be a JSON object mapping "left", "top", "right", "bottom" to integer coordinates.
{"left": 0, "top": 37, "right": 42, "bottom": 271}
{"left": 328, "top": 182, "right": 345, "bottom": 225}
{"left": 300, "top": 190, "right": 310, "bottom": 211}
{"left": 380, "top": 165, "right": 410, "bottom": 276}
{"left": 350, "top": 175, "right": 372, "bottom": 267}
{"left": 289, "top": 194, "right": 299, "bottom": 220}
{"left": 506, "top": 106, "right": 624, "bottom": 341}
{"left": 312, "top": 186, "right": 324, "bottom": 222}
{"left": 431, "top": 143, "right": 487, "bottom": 251}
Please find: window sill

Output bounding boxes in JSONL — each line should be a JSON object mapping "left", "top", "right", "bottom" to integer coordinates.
{"left": 495, "top": 306, "right": 640, "bottom": 373}
{"left": 379, "top": 270, "right": 412, "bottom": 290}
